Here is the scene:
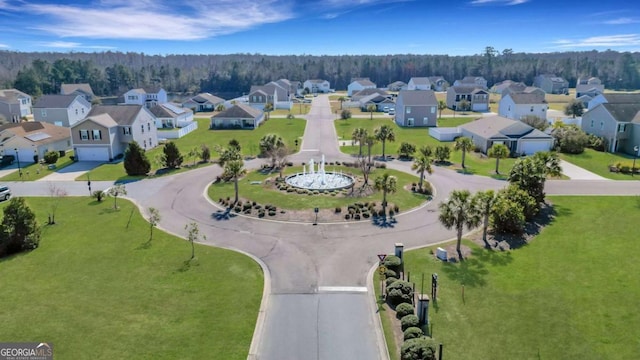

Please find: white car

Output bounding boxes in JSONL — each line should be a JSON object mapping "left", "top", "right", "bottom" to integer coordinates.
{"left": 388, "top": 108, "right": 395, "bottom": 115}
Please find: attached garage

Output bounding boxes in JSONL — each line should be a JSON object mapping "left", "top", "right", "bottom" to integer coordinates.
{"left": 5, "top": 148, "right": 36, "bottom": 163}
{"left": 472, "top": 103, "right": 488, "bottom": 112}
{"left": 519, "top": 139, "right": 553, "bottom": 155}
{"left": 75, "top": 147, "right": 110, "bottom": 161}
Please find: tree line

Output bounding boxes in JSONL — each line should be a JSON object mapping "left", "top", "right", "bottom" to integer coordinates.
{"left": 0, "top": 48, "right": 638, "bottom": 98}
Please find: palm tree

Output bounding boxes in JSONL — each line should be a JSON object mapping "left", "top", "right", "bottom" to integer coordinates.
{"left": 488, "top": 143, "right": 510, "bottom": 174}
{"left": 411, "top": 154, "right": 433, "bottom": 191}
{"left": 438, "top": 100, "right": 447, "bottom": 119}
{"left": 352, "top": 128, "right": 368, "bottom": 158}
{"left": 374, "top": 173, "right": 398, "bottom": 217}
{"left": 474, "top": 190, "right": 497, "bottom": 246}
{"left": 215, "top": 104, "right": 225, "bottom": 112}
{"left": 367, "top": 104, "right": 377, "bottom": 120}
{"left": 365, "top": 135, "right": 377, "bottom": 165}
{"left": 374, "top": 125, "right": 395, "bottom": 160}
{"left": 223, "top": 160, "right": 246, "bottom": 204}
{"left": 418, "top": 145, "right": 433, "bottom": 158}
{"left": 534, "top": 151, "right": 562, "bottom": 178}
{"left": 338, "top": 96, "right": 346, "bottom": 110}
{"left": 264, "top": 102, "right": 274, "bottom": 120}
{"left": 454, "top": 136, "right": 474, "bottom": 169}
{"left": 438, "top": 190, "right": 480, "bottom": 260}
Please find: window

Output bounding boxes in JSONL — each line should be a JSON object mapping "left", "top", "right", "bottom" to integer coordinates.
{"left": 147, "top": 123, "right": 151, "bottom": 131}
{"left": 41, "top": 110, "right": 47, "bottom": 117}
{"left": 406, "top": 106, "right": 411, "bottom": 114}
{"left": 530, "top": 106, "right": 534, "bottom": 112}
{"left": 92, "top": 129, "right": 102, "bottom": 140}
{"left": 618, "top": 124, "right": 626, "bottom": 133}
{"left": 407, "top": 118, "right": 414, "bottom": 127}
{"left": 128, "top": 95, "right": 137, "bottom": 100}
{"left": 141, "top": 124, "right": 144, "bottom": 133}
{"left": 54, "top": 121, "right": 63, "bottom": 126}
{"left": 143, "top": 140, "right": 147, "bottom": 148}
{"left": 149, "top": 138, "right": 152, "bottom": 148}
{"left": 590, "top": 120, "right": 594, "bottom": 128}
{"left": 79, "top": 130, "right": 89, "bottom": 141}
{"left": 82, "top": 108, "right": 85, "bottom": 114}
{"left": 600, "top": 121, "right": 604, "bottom": 130}
{"left": 75, "top": 109, "right": 78, "bottom": 115}
{"left": 431, "top": 106, "right": 436, "bottom": 114}
{"left": 123, "top": 127, "right": 131, "bottom": 135}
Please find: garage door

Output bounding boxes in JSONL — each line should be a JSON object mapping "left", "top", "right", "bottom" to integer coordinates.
{"left": 520, "top": 140, "right": 551, "bottom": 155}
{"left": 5, "top": 148, "right": 34, "bottom": 163}
{"left": 472, "top": 103, "right": 488, "bottom": 112}
{"left": 76, "top": 147, "right": 110, "bottom": 161}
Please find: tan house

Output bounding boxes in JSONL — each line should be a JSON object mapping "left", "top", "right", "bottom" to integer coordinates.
{"left": 446, "top": 86, "right": 489, "bottom": 111}
{"left": 210, "top": 103, "right": 264, "bottom": 129}
{"left": 61, "top": 83, "right": 95, "bottom": 103}
{"left": 0, "top": 122, "right": 71, "bottom": 163}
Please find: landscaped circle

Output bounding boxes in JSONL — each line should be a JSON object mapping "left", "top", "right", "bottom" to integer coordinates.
{"left": 285, "top": 171, "right": 354, "bottom": 191}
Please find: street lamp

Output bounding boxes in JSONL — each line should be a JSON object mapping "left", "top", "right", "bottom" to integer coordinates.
{"left": 14, "top": 148, "right": 21, "bottom": 178}
{"left": 633, "top": 145, "right": 639, "bottom": 177}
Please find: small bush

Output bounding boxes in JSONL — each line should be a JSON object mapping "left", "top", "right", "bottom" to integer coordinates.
{"left": 386, "top": 280, "right": 412, "bottom": 306}
{"left": 383, "top": 255, "right": 402, "bottom": 272}
{"left": 345, "top": 214, "right": 351, "bottom": 220}
{"left": 403, "top": 327, "right": 424, "bottom": 341}
{"left": 234, "top": 206, "right": 241, "bottom": 213}
{"left": 385, "top": 277, "right": 398, "bottom": 286}
{"left": 384, "top": 268, "right": 398, "bottom": 279}
{"left": 362, "top": 212, "right": 370, "bottom": 219}
{"left": 400, "top": 314, "right": 420, "bottom": 331}
{"left": 389, "top": 210, "right": 395, "bottom": 217}
{"left": 335, "top": 207, "right": 342, "bottom": 213}
{"left": 258, "top": 211, "right": 265, "bottom": 218}
{"left": 93, "top": 190, "right": 104, "bottom": 202}
{"left": 354, "top": 214, "right": 361, "bottom": 220}
{"left": 396, "top": 303, "right": 414, "bottom": 319}
{"left": 44, "top": 151, "right": 59, "bottom": 164}
{"left": 401, "top": 337, "right": 437, "bottom": 360}
{"left": 394, "top": 204, "right": 399, "bottom": 213}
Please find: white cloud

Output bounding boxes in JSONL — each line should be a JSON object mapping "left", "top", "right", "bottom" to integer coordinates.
{"left": 553, "top": 34, "right": 640, "bottom": 48}
{"left": 0, "top": 43, "right": 9, "bottom": 48}
{"left": 603, "top": 17, "right": 640, "bottom": 25}
{"left": 21, "top": 0, "right": 293, "bottom": 40}
{"left": 39, "top": 41, "right": 116, "bottom": 50}
{"left": 470, "top": 0, "right": 530, "bottom": 5}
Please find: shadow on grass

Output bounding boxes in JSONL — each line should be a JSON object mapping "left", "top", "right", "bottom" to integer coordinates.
{"left": 455, "top": 168, "right": 476, "bottom": 176}
{"left": 136, "top": 240, "right": 152, "bottom": 250}
{"left": 175, "top": 258, "right": 198, "bottom": 273}
{"left": 212, "top": 208, "right": 237, "bottom": 221}
{"left": 441, "top": 257, "right": 489, "bottom": 288}
{"left": 471, "top": 247, "right": 513, "bottom": 267}
{"left": 372, "top": 216, "right": 397, "bottom": 228}
{"left": 488, "top": 203, "right": 561, "bottom": 250}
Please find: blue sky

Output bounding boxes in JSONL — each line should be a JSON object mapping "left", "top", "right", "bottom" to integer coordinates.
{"left": 0, "top": 0, "right": 639, "bottom": 55}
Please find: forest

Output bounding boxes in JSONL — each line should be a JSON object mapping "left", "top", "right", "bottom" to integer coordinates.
{"left": 0, "top": 48, "right": 638, "bottom": 98}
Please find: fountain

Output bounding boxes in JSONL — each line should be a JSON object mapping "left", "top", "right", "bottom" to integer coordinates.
{"left": 285, "top": 154, "right": 354, "bottom": 191}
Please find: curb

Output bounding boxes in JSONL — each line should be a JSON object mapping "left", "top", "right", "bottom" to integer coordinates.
{"left": 367, "top": 262, "right": 391, "bottom": 360}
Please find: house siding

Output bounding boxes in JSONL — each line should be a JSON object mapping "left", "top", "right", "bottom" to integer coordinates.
{"left": 581, "top": 105, "right": 618, "bottom": 151}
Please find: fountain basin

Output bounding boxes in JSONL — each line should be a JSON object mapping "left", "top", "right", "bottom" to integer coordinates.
{"left": 285, "top": 172, "right": 354, "bottom": 191}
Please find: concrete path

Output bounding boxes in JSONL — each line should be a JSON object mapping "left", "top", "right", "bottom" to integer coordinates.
{"left": 37, "top": 161, "right": 103, "bottom": 182}
{"left": 559, "top": 160, "right": 607, "bottom": 180}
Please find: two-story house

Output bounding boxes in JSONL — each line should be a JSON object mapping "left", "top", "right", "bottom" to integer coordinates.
{"left": 181, "top": 93, "right": 226, "bottom": 113}
{"left": 428, "top": 76, "right": 449, "bottom": 91}
{"left": 534, "top": 74, "right": 569, "bottom": 95}
{"left": 347, "top": 78, "right": 376, "bottom": 96}
{"left": 575, "top": 77, "right": 604, "bottom": 98}
{"left": 61, "top": 83, "right": 95, "bottom": 103}
{"left": 387, "top": 81, "right": 407, "bottom": 91}
{"left": 588, "top": 93, "right": 640, "bottom": 111}
{"left": 0, "top": 88, "right": 32, "bottom": 122}
{"left": 394, "top": 90, "right": 438, "bottom": 127}
{"left": 123, "top": 87, "right": 168, "bottom": 109}
{"left": 407, "top": 77, "right": 432, "bottom": 91}
{"left": 248, "top": 81, "right": 292, "bottom": 110}
{"left": 498, "top": 93, "right": 548, "bottom": 121}
{"left": 71, "top": 105, "right": 158, "bottom": 161}
{"left": 33, "top": 94, "right": 91, "bottom": 127}
{"left": 582, "top": 101, "right": 640, "bottom": 155}
{"left": 453, "top": 76, "right": 488, "bottom": 90}
{"left": 303, "top": 79, "right": 331, "bottom": 94}
{"left": 446, "top": 86, "right": 489, "bottom": 112}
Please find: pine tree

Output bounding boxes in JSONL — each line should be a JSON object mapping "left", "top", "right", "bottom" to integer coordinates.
{"left": 162, "top": 141, "right": 184, "bottom": 169}
{"left": 124, "top": 141, "right": 151, "bottom": 176}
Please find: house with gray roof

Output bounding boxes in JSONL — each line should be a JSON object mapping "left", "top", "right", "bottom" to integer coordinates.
{"left": 33, "top": 94, "right": 91, "bottom": 127}
{"left": 347, "top": 78, "right": 376, "bottom": 96}
{"left": 0, "top": 122, "right": 72, "bottom": 164}
{"left": 460, "top": 115, "right": 554, "bottom": 155}
{"left": 454, "top": 76, "right": 488, "bottom": 89}
{"left": 248, "top": 81, "right": 292, "bottom": 110}
{"left": 71, "top": 105, "right": 158, "bottom": 161}
{"left": 446, "top": 86, "right": 489, "bottom": 111}
{"left": 428, "top": 76, "right": 449, "bottom": 91}
{"left": 395, "top": 90, "right": 438, "bottom": 127}
{"left": 575, "top": 77, "right": 604, "bottom": 98}
{"left": 351, "top": 88, "right": 390, "bottom": 102}
{"left": 123, "top": 87, "right": 168, "bottom": 109}
{"left": 61, "top": 83, "right": 95, "bottom": 103}
{"left": 387, "top": 81, "right": 407, "bottom": 91}
{"left": 359, "top": 94, "right": 395, "bottom": 112}
{"left": 498, "top": 92, "right": 548, "bottom": 121}
{"left": 181, "top": 93, "right": 226, "bottom": 113}
{"left": 581, "top": 102, "right": 640, "bottom": 155}
{"left": 534, "top": 74, "right": 569, "bottom": 94}
{"left": 0, "top": 88, "right": 32, "bottom": 122}
{"left": 407, "top": 77, "right": 432, "bottom": 91}
{"left": 303, "top": 79, "right": 331, "bottom": 94}
{"left": 210, "top": 103, "right": 264, "bottom": 130}
{"left": 587, "top": 93, "right": 640, "bottom": 110}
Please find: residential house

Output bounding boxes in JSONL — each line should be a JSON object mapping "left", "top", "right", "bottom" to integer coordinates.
{"left": 60, "top": 83, "right": 95, "bottom": 103}
{"left": 347, "top": 78, "right": 376, "bottom": 96}
{"left": 387, "top": 81, "right": 407, "bottom": 91}
{"left": 581, "top": 102, "right": 640, "bottom": 154}
{"left": 210, "top": 103, "right": 264, "bottom": 130}
{"left": 149, "top": 103, "right": 194, "bottom": 129}
{"left": 123, "top": 87, "right": 168, "bottom": 109}
{"left": 248, "top": 81, "right": 292, "bottom": 110}
{"left": 453, "top": 76, "right": 488, "bottom": 89}
{"left": 491, "top": 80, "right": 526, "bottom": 95}
{"left": 498, "top": 92, "right": 548, "bottom": 121}
{"left": 394, "top": 90, "right": 438, "bottom": 127}
{"left": 359, "top": 94, "right": 395, "bottom": 112}
{"left": 446, "top": 86, "right": 490, "bottom": 111}
{"left": 503, "top": 86, "right": 545, "bottom": 99}
{"left": 0, "top": 122, "right": 72, "bottom": 163}
{"left": 428, "top": 76, "right": 449, "bottom": 91}
{"left": 351, "top": 88, "right": 390, "bottom": 102}
{"left": 407, "top": 77, "right": 432, "bottom": 91}
{"left": 0, "top": 88, "right": 32, "bottom": 122}
{"left": 533, "top": 74, "right": 569, "bottom": 94}
{"left": 303, "top": 79, "right": 331, "bottom": 94}
{"left": 72, "top": 105, "right": 158, "bottom": 161}
{"left": 274, "top": 79, "right": 301, "bottom": 97}
{"left": 181, "top": 93, "right": 225, "bottom": 113}
{"left": 575, "top": 77, "right": 604, "bottom": 98}
{"left": 588, "top": 93, "right": 640, "bottom": 111}
{"left": 33, "top": 94, "right": 91, "bottom": 127}
{"left": 459, "top": 115, "right": 554, "bottom": 155}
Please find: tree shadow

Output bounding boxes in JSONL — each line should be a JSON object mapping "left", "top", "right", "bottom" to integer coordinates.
{"left": 488, "top": 203, "right": 561, "bottom": 250}
{"left": 441, "top": 257, "right": 489, "bottom": 288}
{"left": 471, "top": 247, "right": 513, "bottom": 267}
{"left": 371, "top": 215, "right": 397, "bottom": 228}
{"left": 174, "top": 258, "right": 198, "bottom": 273}
{"left": 211, "top": 208, "right": 236, "bottom": 221}
{"left": 135, "top": 240, "right": 152, "bottom": 250}
{"left": 455, "top": 168, "right": 476, "bottom": 176}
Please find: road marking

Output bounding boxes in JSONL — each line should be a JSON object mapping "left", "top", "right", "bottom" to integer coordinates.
{"left": 317, "top": 286, "right": 367, "bottom": 293}
{"left": 300, "top": 149, "right": 320, "bottom": 152}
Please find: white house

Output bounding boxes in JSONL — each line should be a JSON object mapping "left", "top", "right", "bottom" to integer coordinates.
{"left": 303, "top": 79, "right": 331, "bottom": 94}
{"left": 123, "top": 87, "right": 168, "bottom": 109}
{"left": 149, "top": 103, "right": 194, "bottom": 129}
{"left": 407, "top": 77, "right": 432, "bottom": 91}
{"left": 498, "top": 93, "right": 548, "bottom": 121}
{"left": 347, "top": 78, "right": 376, "bottom": 96}
{"left": 0, "top": 88, "right": 32, "bottom": 122}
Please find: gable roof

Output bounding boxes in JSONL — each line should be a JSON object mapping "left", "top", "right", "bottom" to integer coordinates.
{"left": 398, "top": 90, "right": 437, "bottom": 105}
{"left": 360, "top": 94, "right": 395, "bottom": 104}
{"left": 351, "top": 79, "right": 376, "bottom": 87}
{"left": 189, "top": 93, "right": 225, "bottom": 104}
{"left": 451, "top": 85, "right": 483, "bottom": 94}
{"left": 212, "top": 103, "right": 262, "bottom": 119}
{"left": 0, "top": 88, "right": 31, "bottom": 102}
{"left": 61, "top": 83, "right": 94, "bottom": 96}
{"left": 387, "top": 81, "right": 407, "bottom": 88}
{"left": 602, "top": 103, "right": 640, "bottom": 123}
{"left": 461, "top": 115, "right": 551, "bottom": 140}
{"left": 87, "top": 105, "right": 144, "bottom": 126}
{"left": 0, "top": 121, "right": 71, "bottom": 145}
{"left": 33, "top": 94, "right": 83, "bottom": 108}
{"left": 409, "top": 77, "right": 431, "bottom": 85}
{"left": 352, "top": 88, "right": 388, "bottom": 97}
{"left": 600, "top": 93, "right": 640, "bottom": 104}
{"left": 149, "top": 103, "right": 191, "bottom": 118}
{"left": 507, "top": 93, "right": 546, "bottom": 105}
{"left": 428, "top": 76, "right": 446, "bottom": 83}
{"left": 306, "top": 79, "right": 328, "bottom": 84}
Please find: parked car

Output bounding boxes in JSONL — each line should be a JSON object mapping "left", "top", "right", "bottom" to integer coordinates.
{"left": 388, "top": 108, "right": 395, "bottom": 115}
{"left": 0, "top": 155, "right": 15, "bottom": 168}
{"left": 0, "top": 185, "right": 10, "bottom": 201}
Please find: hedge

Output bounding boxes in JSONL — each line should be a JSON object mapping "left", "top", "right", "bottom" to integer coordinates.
{"left": 395, "top": 302, "right": 414, "bottom": 319}
{"left": 400, "top": 337, "right": 437, "bottom": 360}
{"left": 401, "top": 314, "right": 420, "bottom": 331}
{"left": 403, "top": 327, "right": 424, "bottom": 341}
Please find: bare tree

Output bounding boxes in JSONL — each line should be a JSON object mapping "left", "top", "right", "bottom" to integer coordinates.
{"left": 358, "top": 157, "right": 372, "bottom": 188}
{"left": 274, "top": 146, "right": 291, "bottom": 179}
{"left": 148, "top": 207, "right": 161, "bottom": 243}
{"left": 184, "top": 222, "right": 205, "bottom": 260}
{"left": 47, "top": 183, "right": 67, "bottom": 225}
{"left": 108, "top": 184, "right": 127, "bottom": 210}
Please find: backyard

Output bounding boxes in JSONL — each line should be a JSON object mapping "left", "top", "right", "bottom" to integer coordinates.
{"left": 378, "top": 196, "right": 640, "bottom": 360}
{"left": 0, "top": 197, "right": 263, "bottom": 359}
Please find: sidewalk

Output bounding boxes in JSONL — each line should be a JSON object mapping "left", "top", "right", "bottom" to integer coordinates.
{"left": 560, "top": 160, "right": 608, "bottom": 180}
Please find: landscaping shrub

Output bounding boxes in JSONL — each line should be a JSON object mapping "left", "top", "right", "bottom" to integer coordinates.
{"left": 258, "top": 210, "right": 265, "bottom": 218}
{"left": 362, "top": 212, "right": 370, "bottom": 219}
{"left": 385, "top": 277, "right": 398, "bottom": 286}
{"left": 335, "top": 207, "right": 341, "bottom": 213}
{"left": 354, "top": 214, "right": 361, "bottom": 220}
{"left": 401, "top": 337, "right": 437, "bottom": 360}
{"left": 400, "top": 314, "right": 420, "bottom": 331}
{"left": 93, "top": 190, "right": 104, "bottom": 202}
{"left": 393, "top": 205, "right": 399, "bottom": 213}
{"left": 383, "top": 255, "right": 402, "bottom": 272}
{"left": 268, "top": 210, "right": 276, "bottom": 216}
{"left": 384, "top": 268, "right": 398, "bottom": 279}
{"left": 43, "top": 151, "right": 59, "bottom": 164}
{"left": 403, "top": 327, "right": 424, "bottom": 341}
{"left": 389, "top": 210, "right": 395, "bottom": 217}
{"left": 234, "top": 206, "right": 241, "bottom": 213}
{"left": 587, "top": 134, "right": 607, "bottom": 152}
{"left": 345, "top": 214, "right": 351, "bottom": 220}
{"left": 395, "top": 303, "right": 414, "bottom": 319}
{"left": 386, "top": 280, "right": 412, "bottom": 306}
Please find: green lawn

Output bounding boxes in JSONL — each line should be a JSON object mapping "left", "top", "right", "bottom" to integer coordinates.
{"left": 0, "top": 156, "right": 75, "bottom": 181}
{"left": 84, "top": 117, "right": 306, "bottom": 181}
{"left": 335, "top": 118, "right": 516, "bottom": 179}
{"left": 0, "top": 197, "right": 263, "bottom": 359}
{"left": 560, "top": 149, "right": 639, "bottom": 180}
{"left": 384, "top": 196, "right": 640, "bottom": 360}
{"left": 208, "top": 166, "right": 428, "bottom": 210}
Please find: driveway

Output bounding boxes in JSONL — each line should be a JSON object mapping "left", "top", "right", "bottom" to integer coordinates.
{"left": 0, "top": 163, "right": 19, "bottom": 179}
{"left": 560, "top": 160, "right": 607, "bottom": 180}
{"left": 37, "top": 161, "right": 103, "bottom": 182}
